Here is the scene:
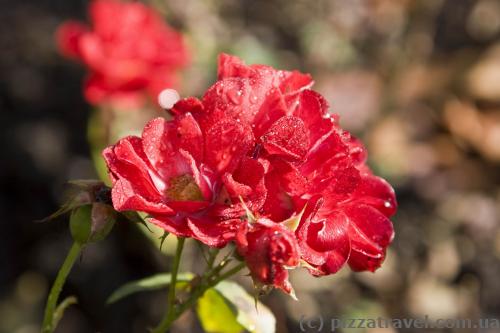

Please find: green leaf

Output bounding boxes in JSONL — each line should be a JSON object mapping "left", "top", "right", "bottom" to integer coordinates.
{"left": 36, "top": 181, "right": 99, "bottom": 223}
{"left": 282, "top": 204, "right": 306, "bottom": 232}
{"left": 107, "top": 273, "right": 194, "bottom": 304}
{"left": 52, "top": 296, "right": 78, "bottom": 328}
{"left": 36, "top": 200, "right": 79, "bottom": 223}
{"left": 197, "top": 281, "right": 276, "bottom": 333}
{"left": 197, "top": 288, "right": 244, "bottom": 333}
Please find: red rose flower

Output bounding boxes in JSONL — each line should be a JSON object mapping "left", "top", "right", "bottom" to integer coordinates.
{"left": 57, "top": 0, "right": 189, "bottom": 108}
{"left": 104, "top": 53, "right": 396, "bottom": 286}
{"left": 171, "top": 54, "right": 396, "bottom": 276}
{"left": 236, "top": 217, "right": 299, "bottom": 294}
{"left": 102, "top": 112, "right": 268, "bottom": 247}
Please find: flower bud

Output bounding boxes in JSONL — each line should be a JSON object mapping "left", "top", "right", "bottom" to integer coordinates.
{"left": 235, "top": 217, "right": 299, "bottom": 295}
{"left": 70, "top": 203, "right": 116, "bottom": 244}
{"left": 89, "top": 202, "right": 116, "bottom": 242}
{"left": 70, "top": 205, "right": 92, "bottom": 244}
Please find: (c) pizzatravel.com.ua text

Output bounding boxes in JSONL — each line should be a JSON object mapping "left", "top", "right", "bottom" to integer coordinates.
{"left": 299, "top": 315, "right": 500, "bottom": 331}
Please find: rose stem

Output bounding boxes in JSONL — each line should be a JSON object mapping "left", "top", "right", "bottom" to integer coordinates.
{"left": 41, "top": 242, "right": 83, "bottom": 333}
{"left": 161, "top": 261, "right": 246, "bottom": 332}
{"left": 152, "top": 237, "right": 186, "bottom": 333}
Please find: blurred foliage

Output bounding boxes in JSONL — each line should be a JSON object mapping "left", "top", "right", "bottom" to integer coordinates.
{"left": 197, "top": 288, "right": 244, "bottom": 333}
{"left": 1, "top": 0, "right": 500, "bottom": 332}
{"left": 107, "top": 272, "right": 194, "bottom": 304}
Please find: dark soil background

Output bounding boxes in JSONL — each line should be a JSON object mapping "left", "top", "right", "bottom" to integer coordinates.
{"left": 2, "top": 0, "right": 500, "bottom": 332}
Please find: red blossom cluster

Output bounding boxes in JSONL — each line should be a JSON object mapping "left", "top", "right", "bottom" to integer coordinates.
{"left": 57, "top": 0, "right": 189, "bottom": 108}
{"left": 103, "top": 54, "right": 397, "bottom": 294}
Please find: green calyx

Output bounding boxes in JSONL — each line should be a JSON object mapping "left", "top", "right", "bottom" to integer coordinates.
{"left": 70, "top": 204, "right": 116, "bottom": 245}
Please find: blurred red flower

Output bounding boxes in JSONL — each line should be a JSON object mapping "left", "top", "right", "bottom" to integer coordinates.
{"left": 57, "top": 0, "right": 189, "bottom": 108}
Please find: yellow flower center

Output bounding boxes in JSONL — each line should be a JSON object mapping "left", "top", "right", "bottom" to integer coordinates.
{"left": 165, "top": 174, "right": 204, "bottom": 201}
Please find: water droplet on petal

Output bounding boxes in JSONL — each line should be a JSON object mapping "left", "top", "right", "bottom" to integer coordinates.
{"left": 227, "top": 89, "right": 243, "bottom": 105}
{"left": 249, "top": 93, "right": 258, "bottom": 104}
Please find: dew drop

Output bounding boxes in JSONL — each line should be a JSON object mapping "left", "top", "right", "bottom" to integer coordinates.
{"left": 227, "top": 89, "right": 243, "bottom": 105}
{"left": 249, "top": 93, "right": 258, "bottom": 104}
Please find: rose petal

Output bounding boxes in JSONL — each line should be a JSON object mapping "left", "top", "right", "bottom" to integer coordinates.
{"left": 187, "top": 216, "right": 239, "bottom": 247}
{"left": 297, "top": 209, "right": 351, "bottom": 276}
{"left": 353, "top": 174, "right": 397, "bottom": 217}
{"left": 148, "top": 215, "right": 191, "bottom": 237}
{"left": 293, "top": 90, "right": 333, "bottom": 145}
{"left": 171, "top": 97, "right": 204, "bottom": 116}
{"left": 261, "top": 116, "right": 309, "bottom": 160}
{"left": 204, "top": 118, "right": 254, "bottom": 174}
{"left": 141, "top": 117, "right": 195, "bottom": 182}
{"left": 345, "top": 204, "right": 394, "bottom": 272}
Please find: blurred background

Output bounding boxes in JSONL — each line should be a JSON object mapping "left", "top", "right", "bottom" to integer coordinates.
{"left": 2, "top": 0, "right": 500, "bottom": 332}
